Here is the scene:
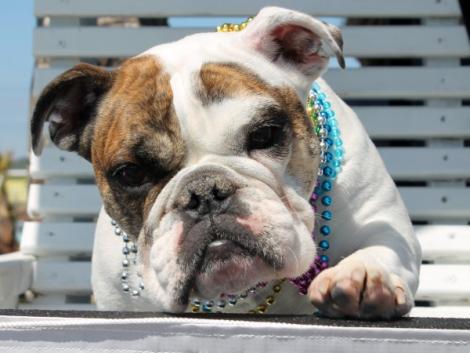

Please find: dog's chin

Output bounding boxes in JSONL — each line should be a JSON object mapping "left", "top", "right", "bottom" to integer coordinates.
{"left": 192, "top": 240, "right": 272, "bottom": 300}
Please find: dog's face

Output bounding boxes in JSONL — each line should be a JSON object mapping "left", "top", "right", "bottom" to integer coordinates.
{"left": 31, "top": 7, "right": 344, "bottom": 311}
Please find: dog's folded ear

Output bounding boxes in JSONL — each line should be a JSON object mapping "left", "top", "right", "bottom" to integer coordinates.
{"left": 31, "top": 63, "right": 114, "bottom": 160}
{"left": 238, "top": 7, "right": 345, "bottom": 77}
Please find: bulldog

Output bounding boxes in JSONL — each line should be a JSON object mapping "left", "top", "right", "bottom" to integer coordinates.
{"left": 31, "top": 7, "right": 421, "bottom": 318}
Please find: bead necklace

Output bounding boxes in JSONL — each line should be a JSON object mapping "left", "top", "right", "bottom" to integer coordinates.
{"left": 111, "top": 220, "right": 145, "bottom": 297}
{"left": 288, "top": 82, "right": 344, "bottom": 295}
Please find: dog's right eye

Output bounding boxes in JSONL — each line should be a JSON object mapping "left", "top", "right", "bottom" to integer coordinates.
{"left": 112, "top": 163, "right": 149, "bottom": 187}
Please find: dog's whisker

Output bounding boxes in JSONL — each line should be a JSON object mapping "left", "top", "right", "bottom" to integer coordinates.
{"left": 285, "top": 244, "right": 301, "bottom": 275}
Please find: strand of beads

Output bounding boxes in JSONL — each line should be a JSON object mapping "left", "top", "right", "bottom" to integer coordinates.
{"left": 289, "top": 82, "right": 344, "bottom": 295}
{"left": 190, "top": 280, "right": 283, "bottom": 314}
{"left": 111, "top": 220, "right": 145, "bottom": 297}
{"left": 190, "top": 282, "right": 268, "bottom": 313}
{"left": 216, "top": 17, "right": 253, "bottom": 32}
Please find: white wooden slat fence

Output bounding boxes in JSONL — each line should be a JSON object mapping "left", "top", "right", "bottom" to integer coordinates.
{"left": 29, "top": 146, "right": 470, "bottom": 181}
{"left": 33, "top": 26, "right": 470, "bottom": 58}
{"left": 0, "top": 0, "right": 469, "bottom": 316}
{"left": 33, "top": 67, "right": 470, "bottom": 99}
{"left": 34, "top": 0, "right": 462, "bottom": 18}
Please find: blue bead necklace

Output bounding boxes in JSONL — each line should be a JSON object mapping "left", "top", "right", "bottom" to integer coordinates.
{"left": 289, "top": 82, "right": 345, "bottom": 295}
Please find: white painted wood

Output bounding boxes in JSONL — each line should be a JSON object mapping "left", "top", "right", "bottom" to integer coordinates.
{"left": 21, "top": 106, "right": 470, "bottom": 143}
{"left": 356, "top": 107, "right": 470, "bottom": 139}
{"left": 0, "top": 253, "right": 35, "bottom": 309}
{"left": 34, "top": 67, "right": 470, "bottom": 100}
{"left": 19, "top": 293, "right": 67, "bottom": 307}
{"left": 416, "top": 265, "right": 470, "bottom": 301}
{"left": 400, "top": 187, "right": 470, "bottom": 221}
{"left": 32, "top": 260, "right": 92, "bottom": 294}
{"left": 17, "top": 222, "right": 470, "bottom": 262}
{"left": 410, "top": 306, "right": 470, "bottom": 318}
{"left": 417, "top": 226, "right": 470, "bottom": 263}
{"left": 30, "top": 148, "right": 93, "bottom": 179}
{"left": 19, "top": 302, "right": 97, "bottom": 310}
{"left": 25, "top": 184, "right": 470, "bottom": 221}
{"left": 379, "top": 148, "right": 470, "bottom": 180}
{"left": 27, "top": 184, "right": 101, "bottom": 219}
{"left": 35, "top": 0, "right": 462, "bottom": 18}
{"left": 29, "top": 147, "right": 470, "bottom": 181}
{"left": 19, "top": 221, "right": 470, "bottom": 257}
{"left": 33, "top": 26, "right": 470, "bottom": 59}
{"left": 27, "top": 261, "right": 470, "bottom": 304}
{"left": 325, "top": 67, "right": 470, "bottom": 100}
{"left": 21, "top": 222, "right": 95, "bottom": 257}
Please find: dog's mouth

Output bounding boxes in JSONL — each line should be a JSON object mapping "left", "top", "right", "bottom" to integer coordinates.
{"left": 201, "top": 239, "right": 254, "bottom": 272}
{"left": 174, "top": 214, "right": 282, "bottom": 305}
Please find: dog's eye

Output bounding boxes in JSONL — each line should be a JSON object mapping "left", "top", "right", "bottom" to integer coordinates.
{"left": 112, "top": 164, "right": 148, "bottom": 187}
{"left": 248, "top": 125, "right": 284, "bottom": 151}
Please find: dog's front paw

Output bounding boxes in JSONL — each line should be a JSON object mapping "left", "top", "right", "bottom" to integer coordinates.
{"left": 308, "top": 257, "right": 413, "bottom": 319}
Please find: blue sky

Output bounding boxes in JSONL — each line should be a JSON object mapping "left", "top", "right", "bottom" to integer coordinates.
{"left": 0, "top": 1, "right": 34, "bottom": 159}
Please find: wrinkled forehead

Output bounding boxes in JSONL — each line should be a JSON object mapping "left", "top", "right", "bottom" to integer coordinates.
{"left": 95, "top": 34, "right": 310, "bottom": 167}
{"left": 142, "top": 32, "right": 308, "bottom": 97}
{"left": 140, "top": 35, "right": 306, "bottom": 150}
{"left": 171, "top": 61, "right": 289, "bottom": 159}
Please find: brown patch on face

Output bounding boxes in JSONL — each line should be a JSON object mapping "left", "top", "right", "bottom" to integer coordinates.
{"left": 196, "top": 63, "right": 274, "bottom": 105}
{"left": 198, "top": 62, "right": 318, "bottom": 195}
{"left": 274, "top": 86, "right": 320, "bottom": 195}
{"left": 91, "top": 55, "right": 185, "bottom": 236}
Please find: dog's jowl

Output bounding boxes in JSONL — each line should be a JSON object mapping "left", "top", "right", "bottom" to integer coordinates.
{"left": 31, "top": 7, "right": 421, "bottom": 318}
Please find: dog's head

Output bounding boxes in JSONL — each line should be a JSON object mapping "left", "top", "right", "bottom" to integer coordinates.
{"left": 31, "top": 7, "right": 344, "bottom": 311}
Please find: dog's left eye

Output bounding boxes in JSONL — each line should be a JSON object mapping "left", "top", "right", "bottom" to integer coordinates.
{"left": 247, "top": 125, "right": 284, "bottom": 151}
{"left": 112, "top": 164, "right": 148, "bottom": 187}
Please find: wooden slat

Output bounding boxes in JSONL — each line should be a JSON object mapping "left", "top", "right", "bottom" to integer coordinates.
{"left": 30, "top": 147, "right": 470, "bottom": 181}
{"left": 19, "top": 302, "right": 97, "bottom": 310}
{"left": 324, "top": 67, "right": 470, "bottom": 99}
{"left": 19, "top": 221, "right": 470, "bottom": 263}
{"left": 21, "top": 222, "right": 95, "bottom": 256}
{"left": 0, "top": 252, "right": 34, "bottom": 308}
{"left": 32, "top": 260, "right": 91, "bottom": 293}
{"left": 379, "top": 148, "right": 470, "bottom": 180}
{"left": 416, "top": 264, "right": 470, "bottom": 302}
{"left": 27, "top": 184, "right": 101, "bottom": 219}
{"left": 34, "top": 0, "right": 462, "bottom": 18}
{"left": 400, "top": 188, "right": 470, "bottom": 221}
{"left": 30, "top": 148, "right": 93, "bottom": 179}
{"left": 34, "top": 67, "right": 470, "bottom": 100}
{"left": 411, "top": 306, "right": 470, "bottom": 318}
{"left": 26, "top": 184, "right": 470, "bottom": 221}
{"left": 31, "top": 262, "right": 470, "bottom": 302}
{"left": 28, "top": 108, "right": 470, "bottom": 144}
{"left": 33, "top": 26, "right": 470, "bottom": 59}
{"left": 417, "top": 225, "right": 470, "bottom": 263}
{"left": 343, "top": 26, "right": 469, "bottom": 58}
{"left": 356, "top": 107, "right": 470, "bottom": 139}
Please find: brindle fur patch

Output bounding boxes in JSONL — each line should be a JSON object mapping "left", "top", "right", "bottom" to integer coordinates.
{"left": 197, "top": 63, "right": 319, "bottom": 193}
{"left": 92, "top": 56, "right": 185, "bottom": 237}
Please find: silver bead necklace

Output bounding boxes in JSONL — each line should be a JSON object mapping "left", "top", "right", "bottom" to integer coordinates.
{"left": 111, "top": 219, "right": 145, "bottom": 297}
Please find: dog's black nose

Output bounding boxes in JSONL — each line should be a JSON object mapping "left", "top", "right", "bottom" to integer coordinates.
{"left": 179, "top": 174, "right": 236, "bottom": 216}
